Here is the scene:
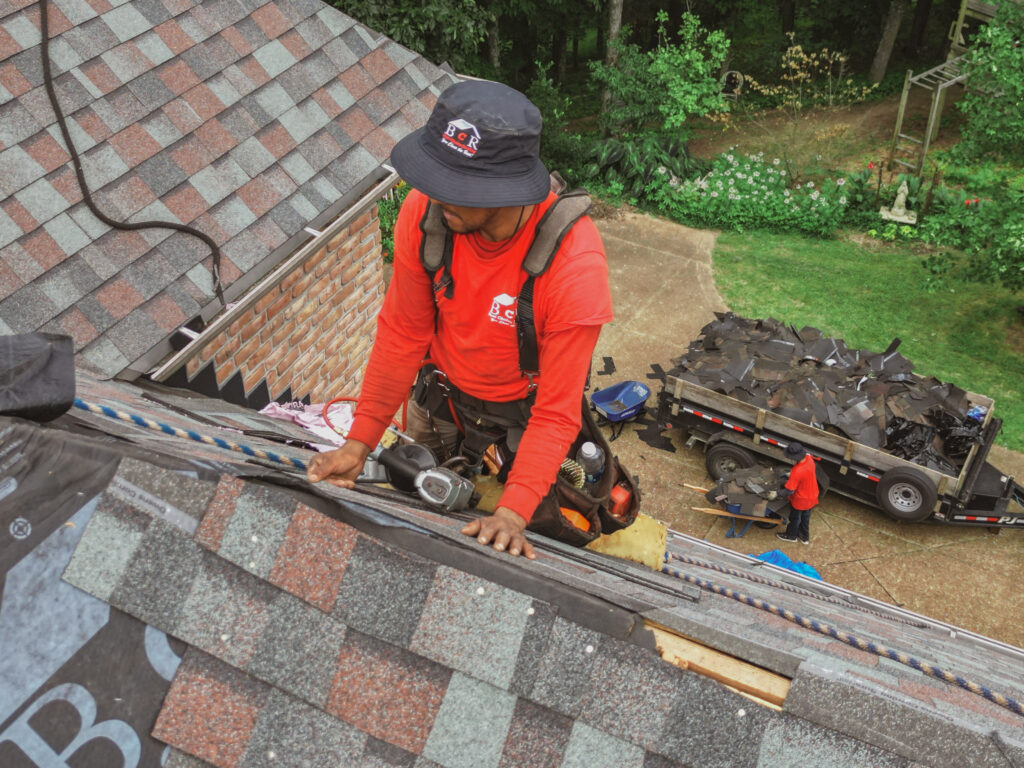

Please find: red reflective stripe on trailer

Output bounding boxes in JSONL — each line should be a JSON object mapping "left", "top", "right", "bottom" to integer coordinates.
{"left": 763, "top": 438, "right": 780, "bottom": 445}
{"left": 710, "top": 417, "right": 723, "bottom": 424}
{"left": 731, "top": 425, "right": 744, "bottom": 432}
{"left": 856, "top": 472, "right": 881, "bottom": 482}
{"left": 956, "top": 515, "right": 999, "bottom": 522}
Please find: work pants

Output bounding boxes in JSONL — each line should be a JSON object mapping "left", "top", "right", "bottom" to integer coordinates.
{"left": 405, "top": 397, "right": 460, "bottom": 462}
{"left": 783, "top": 504, "right": 813, "bottom": 541}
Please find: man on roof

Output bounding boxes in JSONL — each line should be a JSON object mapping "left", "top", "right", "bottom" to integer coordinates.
{"left": 307, "top": 80, "right": 613, "bottom": 559}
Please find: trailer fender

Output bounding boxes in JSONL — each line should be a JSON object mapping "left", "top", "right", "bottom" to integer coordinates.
{"left": 876, "top": 467, "right": 938, "bottom": 522}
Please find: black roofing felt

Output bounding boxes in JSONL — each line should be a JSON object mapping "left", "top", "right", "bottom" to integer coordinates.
{"left": 2, "top": 369, "right": 1024, "bottom": 767}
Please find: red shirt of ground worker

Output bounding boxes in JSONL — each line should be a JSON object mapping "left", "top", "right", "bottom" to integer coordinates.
{"left": 785, "top": 454, "right": 819, "bottom": 510}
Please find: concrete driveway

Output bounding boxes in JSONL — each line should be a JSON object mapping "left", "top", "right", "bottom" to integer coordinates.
{"left": 592, "top": 211, "right": 1024, "bottom": 649}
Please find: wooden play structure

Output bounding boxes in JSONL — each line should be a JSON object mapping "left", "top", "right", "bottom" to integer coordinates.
{"left": 888, "top": 0, "right": 1009, "bottom": 174}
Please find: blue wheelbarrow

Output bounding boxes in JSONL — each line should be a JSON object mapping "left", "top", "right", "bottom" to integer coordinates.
{"left": 590, "top": 380, "right": 651, "bottom": 440}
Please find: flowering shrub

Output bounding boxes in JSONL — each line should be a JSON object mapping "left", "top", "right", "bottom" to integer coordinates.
{"left": 646, "top": 149, "right": 849, "bottom": 236}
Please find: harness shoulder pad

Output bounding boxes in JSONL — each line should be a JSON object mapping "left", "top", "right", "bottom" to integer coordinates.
{"left": 522, "top": 190, "right": 592, "bottom": 277}
{"left": 419, "top": 200, "right": 449, "bottom": 274}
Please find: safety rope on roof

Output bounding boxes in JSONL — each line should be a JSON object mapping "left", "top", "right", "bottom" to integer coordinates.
{"left": 666, "top": 551, "right": 929, "bottom": 628}
{"left": 73, "top": 398, "right": 308, "bottom": 471}
{"left": 661, "top": 561, "right": 1024, "bottom": 719}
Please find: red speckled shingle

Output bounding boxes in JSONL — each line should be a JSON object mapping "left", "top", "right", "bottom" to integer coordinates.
{"left": 155, "top": 20, "right": 196, "bottom": 56}
{"left": 22, "top": 229, "right": 66, "bottom": 271}
{"left": 57, "top": 306, "right": 100, "bottom": 347}
{"left": 196, "top": 475, "right": 245, "bottom": 551}
{"left": 339, "top": 65, "right": 375, "bottom": 101}
{"left": 2, "top": 197, "right": 38, "bottom": 236}
{"left": 338, "top": 107, "right": 374, "bottom": 143}
{"left": 183, "top": 83, "right": 225, "bottom": 122}
{"left": 109, "top": 123, "right": 162, "bottom": 166}
{"left": 0, "top": 61, "right": 32, "bottom": 98}
{"left": 195, "top": 119, "right": 238, "bottom": 159}
{"left": 153, "top": 652, "right": 266, "bottom": 768}
{"left": 164, "top": 183, "right": 207, "bottom": 224}
{"left": 146, "top": 294, "right": 188, "bottom": 333}
{"left": 158, "top": 59, "right": 202, "bottom": 96}
{"left": 81, "top": 59, "right": 123, "bottom": 96}
{"left": 96, "top": 278, "right": 144, "bottom": 320}
{"left": 251, "top": 3, "right": 291, "bottom": 39}
{"left": 268, "top": 504, "right": 358, "bottom": 612}
{"left": 360, "top": 49, "right": 399, "bottom": 85}
{"left": 327, "top": 630, "right": 451, "bottom": 755}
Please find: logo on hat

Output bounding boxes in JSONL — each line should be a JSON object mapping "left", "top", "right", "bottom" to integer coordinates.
{"left": 441, "top": 119, "right": 481, "bottom": 157}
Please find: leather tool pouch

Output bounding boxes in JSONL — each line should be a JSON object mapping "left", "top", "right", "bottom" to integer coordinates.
{"left": 526, "top": 398, "right": 641, "bottom": 547}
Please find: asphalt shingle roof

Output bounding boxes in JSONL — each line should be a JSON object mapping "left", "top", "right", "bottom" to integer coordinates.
{"left": 0, "top": 0, "right": 455, "bottom": 377}
{"left": 3, "top": 368, "right": 1023, "bottom": 767}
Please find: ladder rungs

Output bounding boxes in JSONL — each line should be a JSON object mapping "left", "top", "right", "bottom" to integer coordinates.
{"left": 893, "top": 159, "right": 917, "bottom": 169}
{"left": 898, "top": 134, "right": 924, "bottom": 144}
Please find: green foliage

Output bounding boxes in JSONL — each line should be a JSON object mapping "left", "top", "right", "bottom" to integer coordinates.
{"left": 649, "top": 11, "right": 731, "bottom": 130}
{"left": 525, "top": 61, "right": 586, "bottom": 182}
{"left": 646, "top": 149, "right": 850, "bottom": 236}
{"left": 956, "top": 2, "right": 1024, "bottom": 163}
{"left": 589, "top": 12, "right": 730, "bottom": 136}
{"left": 377, "top": 182, "right": 410, "bottom": 263}
{"left": 582, "top": 133, "right": 705, "bottom": 201}
{"left": 333, "top": 0, "right": 490, "bottom": 72}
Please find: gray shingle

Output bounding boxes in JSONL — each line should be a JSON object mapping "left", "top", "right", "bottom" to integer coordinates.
{"left": 137, "top": 153, "right": 189, "bottom": 198}
{"left": 0, "top": 101, "right": 41, "bottom": 149}
{"left": 334, "top": 535, "right": 436, "bottom": 647}
{"left": 238, "top": 687, "right": 368, "bottom": 768}
{"left": 0, "top": 282, "right": 58, "bottom": 331}
{"left": 133, "top": 30, "right": 175, "bottom": 67}
{"left": 132, "top": 0, "right": 173, "bottom": 26}
{"left": 106, "top": 309, "right": 170, "bottom": 360}
{"left": 182, "top": 35, "right": 240, "bottom": 82}
{"left": 62, "top": 493, "right": 152, "bottom": 602}
{"left": 81, "top": 142, "right": 131, "bottom": 191}
{"left": 280, "top": 152, "right": 316, "bottom": 185}
{"left": 278, "top": 100, "right": 327, "bottom": 144}
{"left": 217, "top": 483, "right": 296, "bottom": 579}
{"left": 316, "top": 6, "right": 355, "bottom": 37}
{"left": 0, "top": 146, "right": 45, "bottom": 197}
{"left": 51, "top": 0, "right": 99, "bottom": 26}
{"left": 207, "top": 73, "right": 242, "bottom": 111}
{"left": 268, "top": 199, "right": 305, "bottom": 236}
{"left": 561, "top": 722, "right": 646, "bottom": 768}
{"left": 294, "top": 14, "right": 334, "bottom": 50}
{"left": 48, "top": 37, "right": 85, "bottom": 75}
{"left": 248, "top": 594, "right": 347, "bottom": 707}
{"left": 253, "top": 81, "right": 294, "bottom": 120}
{"left": 253, "top": 39, "right": 296, "bottom": 79}
{"left": 64, "top": 17, "right": 119, "bottom": 60}
{"left": 102, "top": 4, "right": 152, "bottom": 43}
{"left": 15, "top": 177, "right": 70, "bottom": 225}
{"left": 110, "top": 516, "right": 203, "bottom": 634}
{"left": 344, "top": 25, "right": 376, "bottom": 57}
{"left": 79, "top": 335, "right": 130, "bottom": 374}
{"left": 508, "top": 599, "right": 557, "bottom": 697}
{"left": 140, "top": 110, "right": 183, "bottom": 149}
{"left": 421, "top": 672, "right": 516, "bottom": 768}
{"left": 529, "top": 618, "right": 603, "bottom": 717}
{"left": 325, "top": 80, "right": 355, "bottom": 112}
{"left": 0, "top": 209, "right": 22, "bottom": 251}
{"left": 274, "top": 65, "right": 318, "bottom": 104}
{"left": 322, "top": 37, "right": 358, "bottom": 71}
{"left": 3, "top": 13, "right": 42, "bottom": 50}
{"left": 231, "top": 17, "right": 269, "bottom": 50}
{"left": 499, "top": 698, "right": 573, "bottom": 768}
{"left": 120, "top": 250, "right": 178, "bottom": 300}
{"left": 126, "top": 70, "right": 176, "bottom": 111}
{"left": 756, "top": 714, "right": 911, "bottom": 768}
{"left": 230, "top": 136, "right": 276, "bottom": 177}
{"left": 211, "top": 195, "right": 257, "bottom": 237}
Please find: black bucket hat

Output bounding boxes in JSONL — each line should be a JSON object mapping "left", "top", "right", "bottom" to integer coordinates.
{"left": 389, "top": 80, "right": 551, "bottom": 208}
{"left": 785, "top": 442, "right": 806, "bottom": 458}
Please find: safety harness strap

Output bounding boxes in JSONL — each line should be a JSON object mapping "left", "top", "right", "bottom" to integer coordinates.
{"left": 418, "top": 182, "right": 592, "bottom": 380}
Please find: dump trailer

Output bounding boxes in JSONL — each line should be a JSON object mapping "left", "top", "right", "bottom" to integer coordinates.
{"left": 659, "top": 375, "right": 1024, "bottom": 528}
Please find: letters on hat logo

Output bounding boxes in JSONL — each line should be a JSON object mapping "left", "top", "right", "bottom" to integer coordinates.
{"left": 441, "top": 119, "right": 480, "bottom": 157}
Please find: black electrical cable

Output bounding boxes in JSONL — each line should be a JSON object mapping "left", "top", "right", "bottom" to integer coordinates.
{"left": 38, "top": 0, "right": 226, "bottom": 307}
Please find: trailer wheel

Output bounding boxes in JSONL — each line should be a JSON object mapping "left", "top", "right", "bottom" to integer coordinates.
{"left": 705, "top": 443, "right": 756, "bottom": 480}
{"left": 876, "top": 468, "right": 937, "bottom": 522}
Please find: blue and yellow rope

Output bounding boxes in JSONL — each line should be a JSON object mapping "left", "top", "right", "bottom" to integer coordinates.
{"left": 662, "top": 559, "right": 1024, "bottom": 718}
{"left": 73, "top": 398, "right": 309, "bottom": 471}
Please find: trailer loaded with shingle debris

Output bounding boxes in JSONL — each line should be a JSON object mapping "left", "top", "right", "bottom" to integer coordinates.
{"left": 659, "top": 313, "right": 1024, "bottom": 527}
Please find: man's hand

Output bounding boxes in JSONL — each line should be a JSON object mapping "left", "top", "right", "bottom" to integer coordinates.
{"left": 461, "top": 506, "right": 536, "bottom": 559}
{"left": 307, "top": 440, "right": 372, "bottom": 488}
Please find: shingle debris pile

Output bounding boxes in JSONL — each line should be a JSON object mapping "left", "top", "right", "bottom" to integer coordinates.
{"left": 669, "top": 313, "right": 984, "bottom": 474}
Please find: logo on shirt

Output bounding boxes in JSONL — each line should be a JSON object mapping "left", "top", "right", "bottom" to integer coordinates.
{"left": 441, "top": 119, "right": 481, "bottom": 157}
{"left": 488, "top": 293, "right": 516, "bottom": 327}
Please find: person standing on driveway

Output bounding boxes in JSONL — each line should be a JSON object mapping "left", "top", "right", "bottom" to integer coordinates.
{"left": 776, "top": 442, "right": 819, "bottom": 544}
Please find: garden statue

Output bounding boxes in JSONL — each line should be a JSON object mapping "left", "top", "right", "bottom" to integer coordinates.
{"left": 880, "top": 180, "right": 917, "bottom": 224}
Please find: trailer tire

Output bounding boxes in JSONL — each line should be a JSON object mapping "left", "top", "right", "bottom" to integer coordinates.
{"left": 706, "top": 442, "right": 757, "bottom": 480}
{"left": 876, "top": 468, "right": 936, "bottom": 522}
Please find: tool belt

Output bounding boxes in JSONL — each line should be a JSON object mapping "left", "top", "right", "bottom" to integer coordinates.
{"left": 413, "top": 365, "right": 641, "bottom": 546}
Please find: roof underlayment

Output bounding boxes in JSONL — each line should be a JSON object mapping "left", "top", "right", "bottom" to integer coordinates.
{"left": 2, "top": 368, "right": 1023, "bottom": 767}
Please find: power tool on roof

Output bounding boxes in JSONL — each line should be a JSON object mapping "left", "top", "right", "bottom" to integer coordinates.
{"left": 365, "top": 442, "right": 478, "bottom": 513}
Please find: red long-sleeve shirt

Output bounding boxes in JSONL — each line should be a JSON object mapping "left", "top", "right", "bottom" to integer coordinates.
{"left": 346, "top": 189, "right": 613, "bottom": 521}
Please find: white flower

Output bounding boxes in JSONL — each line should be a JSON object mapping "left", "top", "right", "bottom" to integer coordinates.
{"left": 811, "top": 190, "right": 820, "bottom": 200}
{"left": 773, "top": 158, "right": 780, "bottom": 165}
{"left": 836, "top": 177, "right": 846, "bottom": 186}
{"left": 657, "top": 166, "right": 667, "bottom": 175}
{"left": 839, "top": 196, "right": 847, "bottom": 204}
{"left": 710, "top": 191, "right": 718, "bottom": 198}
{"left": 781, "top": 170, "right": 787, "bottom": 176}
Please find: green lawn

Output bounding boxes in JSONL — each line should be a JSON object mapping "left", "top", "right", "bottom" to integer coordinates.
{"left": 712, "top": 231, "right": 1024, "bottom": 451}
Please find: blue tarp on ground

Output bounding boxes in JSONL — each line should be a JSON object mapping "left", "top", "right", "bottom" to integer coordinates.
{"left": 751, "top": 549, "right": 823, "bottom": 580}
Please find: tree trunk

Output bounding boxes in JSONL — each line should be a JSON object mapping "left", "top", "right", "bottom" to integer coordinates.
{"left": 869, "top": 0, "right": 909, "bottom": 83}
{"left": 487, "top": 17, "right": 500, "bottom": 73}
{"left": 906, "top": 0, "right": 933, "bottom": 55}
{"left": 553, "top": 28, "right": 567, "bottom": 82}
{"left": 602, "top": 0, "right": 624, "bottom": 122}
{"left": 778, "top": 0, "right": 796, "bottom": 37}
